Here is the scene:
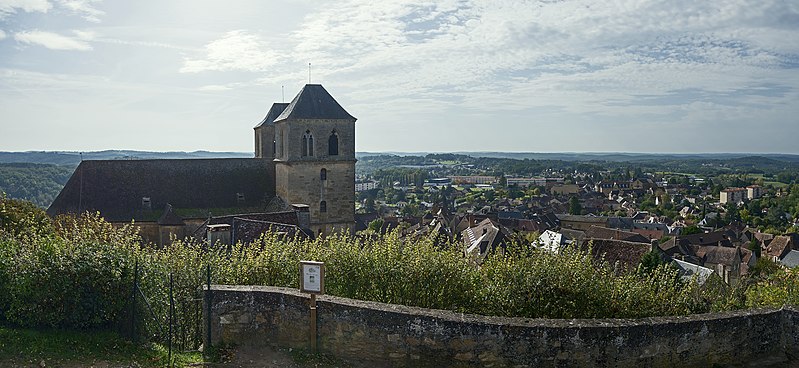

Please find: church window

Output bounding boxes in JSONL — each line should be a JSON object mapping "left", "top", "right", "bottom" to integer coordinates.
{"left": 328, "top": 130, "right": 339, "bottom": 156}
{"left": 302, "top": 130, "right": 314, "bottom": 157}
{"left": 236, "top": 192, "right": 245, "bottom": 203}
{"left": 320, "top": 200, "right": 327, "bottom": 213}
{"left": 320, "top": 168, "right": 327, "bottom": 181}
{"left": 272, "top": 139, "right": 276, "bottom": 156}
{"left": 142, "top": 197, "right": 151, "bottom": 210}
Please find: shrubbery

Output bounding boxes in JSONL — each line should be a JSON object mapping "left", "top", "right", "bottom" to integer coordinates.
{"left": 0, "top": 212, "right": 140, "bottom": 328}
{"left": 0, "top": 195, "right": 796, "bottom": 337}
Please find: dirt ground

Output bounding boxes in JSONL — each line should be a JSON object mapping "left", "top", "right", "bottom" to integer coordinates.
{"left": 210, "top": 345, "right": 355, "bottom": 368}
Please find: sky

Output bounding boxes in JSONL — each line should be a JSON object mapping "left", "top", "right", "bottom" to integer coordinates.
{"left": 1, "top": 0, "right": 798, "bottom": 154}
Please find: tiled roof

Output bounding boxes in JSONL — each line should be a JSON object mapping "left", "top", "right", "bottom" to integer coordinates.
{"left": 765, "top": 235, "right": 797, "bottom": 259}
{"left": 585, "top": 225, "right": 650, "bottom": 243}
{"left": 274, "top": 84, "right": 356, "bottom": 122}
{"left": 254, "top": 102, "right": 289, "bottom": 128}
{"left": 47, "top": 159, "right": 274, "bottom": 222}
{"left": 584, "top": 238, "right": 651, "bottom": 271}
{"left": 207, "top": 211, "right": 308, "bottom": 243}
{"left": 697, "top": 246, "right": 750, "bottom": 267}
{"left": 779, "top": 250, "right": 799, "bottom": 268}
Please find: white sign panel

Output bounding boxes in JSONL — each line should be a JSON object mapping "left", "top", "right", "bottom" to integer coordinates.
{"left": 300, "top": 261, "right": 324, "bottom": 294}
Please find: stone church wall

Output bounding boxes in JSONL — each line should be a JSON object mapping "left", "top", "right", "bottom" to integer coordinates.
{"left": 204, "top": 285, "right": 798, "bottom": 368}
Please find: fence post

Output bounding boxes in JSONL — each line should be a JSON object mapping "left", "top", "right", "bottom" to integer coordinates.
{"left": 131, "top": 261, "right": 138, "bottom": 341}
{"left": 168, "top": 272, "right": 174, "bottom": 368}
{"left": 205, "top": 264, "right": 212, "bottom": 358}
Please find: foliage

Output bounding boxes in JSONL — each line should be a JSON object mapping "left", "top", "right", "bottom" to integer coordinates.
{"left": 682, "top": 225, "right": 702, "bottom": 235}
{"left": 1, "top": 197, "right": 798, "bottom": 345}
{"left": 568, "top": 196, "right": 582, "bottom": 215}
{"left": 745, "top": 267, "right": 799, "bottom": 308}
{"left": 0, "top": 163, "right": 74, "bottom": 208}
{"left": 0, "top": 192, "right": 54, "bottom": 239}
{"left": 1, "top": 212, "right": 141, "bottom": 329}
{"left": 475, "top": 244, "right": 703, "bottom": 318}
{"left": 637, "top": 249, "right": 665, "bottom": 276}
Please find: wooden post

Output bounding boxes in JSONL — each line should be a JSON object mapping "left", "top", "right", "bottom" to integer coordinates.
{"left": 299, "top": 261, "right": 324, "bottom": 354}
{"left": 310, "top": 293, "right": 317, "bottom": 353}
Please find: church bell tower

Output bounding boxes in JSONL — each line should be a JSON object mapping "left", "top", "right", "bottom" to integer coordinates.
{"left": 270, "top": 84, "right": 356, "bottom": 235}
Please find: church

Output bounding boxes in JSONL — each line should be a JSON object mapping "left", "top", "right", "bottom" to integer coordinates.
{"left": 47, "top": 84, "right": 357, "bottom": 245}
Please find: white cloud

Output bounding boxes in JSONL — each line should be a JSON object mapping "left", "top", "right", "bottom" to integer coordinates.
{"left": 0, "top": 0, "right": 51, "bottom": 18}
{"left": 197, "top": 84, "right": 232, "bottom": 92}
{"left": 55, "top": 0, "right": 103, "bottom": 22}
{"left": 0, "top": 29, "right": 6, "bottom": 40}
{"left": 180, "top": 30, "right": 279, "bottom": 73}
{"left": 14, "top": 30, "right": 92, "bottom": 50}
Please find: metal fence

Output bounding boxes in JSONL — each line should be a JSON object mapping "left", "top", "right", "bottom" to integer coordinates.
{"left": 119, "top": 262, "right": 212, "bottom": 367}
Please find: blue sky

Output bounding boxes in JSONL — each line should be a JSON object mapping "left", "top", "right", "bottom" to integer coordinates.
{"left": 1, "top": 0, "right": 798, "bottom": 153}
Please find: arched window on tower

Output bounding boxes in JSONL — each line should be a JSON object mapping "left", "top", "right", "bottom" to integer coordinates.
{"left": 320, "top": 200, "right": 327, "bottom": 213}
{"left": 328, "top": 130, "right": 339, "bottom": 156}
{"left": 302, "top": 130, "right": 314, "bottom": 157}
{"left": 320, "top": 168, "right": 327, "bottom": 181}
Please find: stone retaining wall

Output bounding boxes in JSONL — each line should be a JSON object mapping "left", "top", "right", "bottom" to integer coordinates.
{"left": 203, "top": 285, "right": 798, "bottom": 367}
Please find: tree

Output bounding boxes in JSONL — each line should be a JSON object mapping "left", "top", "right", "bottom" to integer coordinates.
{"left": 568, "top": 196, "right": 582, "bottom": 215}
{"left": 682, "top": 225, "right": 702, "bottom": 235}
{"left": 748, "top": 238, "right": 761, "bottom": 258}
{"left": 365, "top": 198, "right": 376, "bottom": 213}
{"left": 638, "top": 250, "right": 665, "bottom": 276}
{"left": 367, "top": 218, "right": 384, "bottom": 233}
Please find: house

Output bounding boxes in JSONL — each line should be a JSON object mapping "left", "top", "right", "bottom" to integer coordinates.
{"left": 537, "top": 229, "right": 573, "bottom": 252}
{"left": 696, "top": 246, "right": 755, "bottom": 285}
{"left": 557, "top": 214, "right": 608, "bottom": 231}
{"left": 583, "top": 238, "right": 652, "bottom": 271}
{"left": 746, "top": 185, "right": 763, "bottom": 200}
{"left": 462, "top": 218, "right": 511, "bottom": 264}
{"left": 764, "top": 234, "right": 798, "bottom": 261}
{"left": 778, "top": 250, "right": 799, "bottom": 268}
{"left": 551, "top": 184, "right": 580, "bottom": 196}
{"left": 671, "top": 259, "right": 715, "bottom": 285}
{"left": 720, "top": 188, "right": 747, "bottom": 204}
{"left": 584, "top": 225, "right": 650, "bottom": 243}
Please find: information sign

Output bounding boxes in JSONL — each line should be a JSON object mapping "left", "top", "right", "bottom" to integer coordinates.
{"left": 299, "top": 261, "right": 324, "bottom": 295}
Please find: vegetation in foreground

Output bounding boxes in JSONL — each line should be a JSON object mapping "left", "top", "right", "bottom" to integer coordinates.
{"left": 0, "top": 194, "right": 797, "bottom": 357}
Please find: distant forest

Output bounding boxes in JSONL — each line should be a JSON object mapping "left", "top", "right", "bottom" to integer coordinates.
{"left": 2, "top": 151, "right": 799, "bottom": 209}
{"left": 0, "top": 163, "right": 75, "bottom": 208}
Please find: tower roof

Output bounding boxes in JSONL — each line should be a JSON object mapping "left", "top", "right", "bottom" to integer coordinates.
{"left": 254, "top": 102, "right": 290, "bottom": 128}
{"left": 274, "top": 84, "right": 356, "bottom": 122}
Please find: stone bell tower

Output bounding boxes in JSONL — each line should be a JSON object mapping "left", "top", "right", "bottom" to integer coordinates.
{"left": 271, "top": 84, "right": 356, "bottom": 235}
{"left": 254, "top": 102, "right": 289, "bottom": 160}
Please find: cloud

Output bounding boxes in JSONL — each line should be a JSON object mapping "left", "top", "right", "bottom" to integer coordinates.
{"left": 0, "top": 29, "right": 6, "bottom": 40}
{"left": 14, "top": 30, "right": 92, "bottom": 50}
{"left": 197, "top": 84, "right": 232, "bottom": 92}
{"left": 180, "top": 30, "right": 279, "bottom": 73}
{"left": 55, "top": 0, "right": 103, "bottom": 22}
{"left": 0, "top": 0, "right": 51, "bottom": 18}
{"left": 288, "top": 0, "right": 799, "bottom": 113}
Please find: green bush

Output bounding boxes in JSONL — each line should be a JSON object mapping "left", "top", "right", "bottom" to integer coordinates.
{"left": 1, "top": 212, "right": 141, "bottom": 329}
{"left": 745, "top": 267, "right": 799, "bottom": 308}
{"left": 0, "top": 197, "right": 797, "bottom": 340}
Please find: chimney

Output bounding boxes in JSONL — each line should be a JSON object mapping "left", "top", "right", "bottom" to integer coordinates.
{"left": 292, "top": 204, "right": 311, "bottom": 229}
{"left": 207, "top": 224, "right": 231, "bottom": 246}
